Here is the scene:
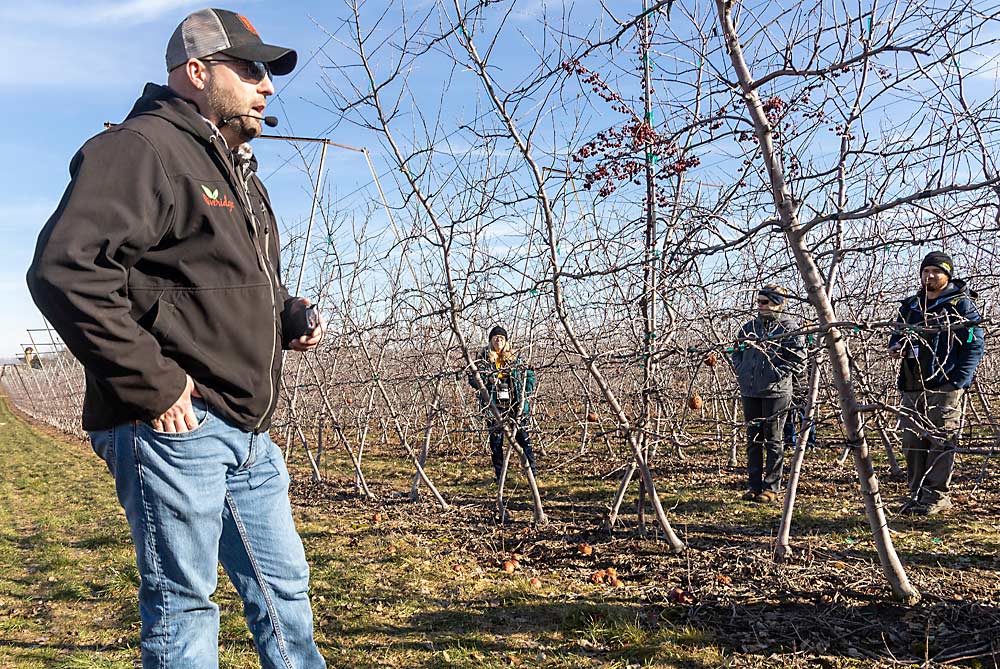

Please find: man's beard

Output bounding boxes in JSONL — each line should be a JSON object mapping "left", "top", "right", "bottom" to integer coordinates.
{"left": 206, "top": 79, "right": 261, "bottom": 144}
{"left": 923, "top": 275, "right": 948, "bottom": 292}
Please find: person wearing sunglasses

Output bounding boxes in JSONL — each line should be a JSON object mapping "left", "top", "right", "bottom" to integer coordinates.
{"left": 731, "top": 284, "right": 806, "bottom": 504}
{"left": 27, "top": 8, "right": 326, "bottom": 668}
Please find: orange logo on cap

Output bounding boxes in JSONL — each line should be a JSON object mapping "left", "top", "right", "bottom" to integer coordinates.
{"left": 237, "top": 15, "right": 259, "bottom": 36}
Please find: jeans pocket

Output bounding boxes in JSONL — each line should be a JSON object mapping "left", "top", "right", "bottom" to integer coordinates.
{"left": 142, "top": 397, "right": 211, "bottom": 438}
{"left": 88, "top": 428, "right": 116, "bottom": 477}
{"left": 247, "top": 433, "right": 284, "bottom": 490}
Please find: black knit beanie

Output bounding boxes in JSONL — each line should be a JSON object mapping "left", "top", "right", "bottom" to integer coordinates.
{"left": 758, "top": 287, "right": 787, "bottom": 306}
{"left": 920, "top": 251, "right": 953, "bottom": 278}
{"left": 488, "top": 325, "right": 508, "bottom": 341}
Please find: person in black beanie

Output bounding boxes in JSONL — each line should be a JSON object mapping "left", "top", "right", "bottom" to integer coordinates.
{"left": 468, "top": 325, "right": 538, "bottom": 482}
{"left": 889, "top": 251, "right": 984, "bottom": 515}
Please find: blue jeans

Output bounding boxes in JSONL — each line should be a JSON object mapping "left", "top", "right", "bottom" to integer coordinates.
{"left": 783, "top": 404, "right": 817, "bottom": 450}
{"left": 89, "top": 398, "right": 325, "bottom": 669}
{"left": 488, "top": 420, "right": 536, "bottom": 481}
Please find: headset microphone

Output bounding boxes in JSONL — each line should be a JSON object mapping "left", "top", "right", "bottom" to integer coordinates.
{"left": 221, "top": 114, "right": 279, "bottom": 128}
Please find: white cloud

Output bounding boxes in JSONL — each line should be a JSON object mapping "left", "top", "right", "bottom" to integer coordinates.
{"left": 511, "top": 0, "right": 547, "bottom": 21}
{"left": 0, "top": 33, "right": 146, "bottom": 86}
{"left": 0, "top": 0, "right": 205, "bottom": 27}
{"left": 0, "top": 1, "right": 265, "bottom": 87}
{"left": 962, "top": 49, "right": 1000, "bottom": 81}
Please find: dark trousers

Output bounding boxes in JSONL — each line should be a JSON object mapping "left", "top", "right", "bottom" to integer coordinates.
{"left": 742, "top": 395, "right": 791, "bottom": 493}
{"left": 783, "top": 404, "right": 817, "bottom": 450}
{"left": 488, "top": 422, "right": 536, "bottom": 481}
{"left": 900, "top": 388, "right": 963, "bottom": 503}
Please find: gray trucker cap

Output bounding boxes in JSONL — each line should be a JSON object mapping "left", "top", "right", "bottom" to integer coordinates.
{"left": 165, "top": 8, "right": 297, "bottom": 75}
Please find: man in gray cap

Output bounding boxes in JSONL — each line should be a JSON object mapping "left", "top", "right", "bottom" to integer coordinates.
{"left": 27, "top": 8, "right": 326, "bottom": 667}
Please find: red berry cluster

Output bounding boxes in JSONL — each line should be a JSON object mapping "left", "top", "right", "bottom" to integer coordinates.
{"left": 562, "top": 58, "right": 699, "bottom": 200}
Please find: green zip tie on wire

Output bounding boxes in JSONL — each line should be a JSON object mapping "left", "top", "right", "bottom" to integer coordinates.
{"left": 647, "top": 152, "right": 659, "bottom": 163}
{"left": 867, "top": 15, "right": 873, "bottom": 34}
{"left": 646, "top": 111, "right": 654, "bottom": 121}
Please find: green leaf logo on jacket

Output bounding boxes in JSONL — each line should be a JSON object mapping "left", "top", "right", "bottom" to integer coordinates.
{"left": 199, "top": 184, "right": 235, "bottom": 212}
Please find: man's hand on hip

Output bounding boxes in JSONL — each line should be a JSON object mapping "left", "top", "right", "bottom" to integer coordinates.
{"left": 151, "top": 374, "right": 201, "bottom": 433}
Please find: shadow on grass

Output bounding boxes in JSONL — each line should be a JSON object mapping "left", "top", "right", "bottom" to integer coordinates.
{"left": 0, "top": 636, "right": 137, "bottom": 654}
{"left": 322, "top": 598, "right": 724, "bottom": 667}
{"left": 678, "top": 598, "right": 1000, "bottom": 666}
{"left": 327, "top": 596, "right": 1000, "bottom": 667}
{"left": 73, "top": 534, "right": 124, "bottom": 551}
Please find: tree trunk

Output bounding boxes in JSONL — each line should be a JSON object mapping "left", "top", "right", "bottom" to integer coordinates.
{"left": 716, "top": 0, "right": 920, "bottom": 603}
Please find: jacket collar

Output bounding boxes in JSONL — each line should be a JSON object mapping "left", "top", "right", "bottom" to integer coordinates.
{"left": 124, "top": 83, "right": 219, "bottom": 146}
{"left": 909, "top": 278, "right": 972, "bottom": 310}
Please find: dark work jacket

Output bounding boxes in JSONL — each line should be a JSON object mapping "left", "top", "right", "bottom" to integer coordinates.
{"left": 27, "top": 83, "right": 301, "bottom": 432}
{"left": 731, "top": 314, "right": 806, "bottom": 398}
{"left": 468, "top": 349, "right": 536, "bottom": 421}
{"left": 888, "top": 280, "right": 984, "bottom": 391}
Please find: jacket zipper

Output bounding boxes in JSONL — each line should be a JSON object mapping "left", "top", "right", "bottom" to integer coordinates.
{"left": 242, "top": 171, "right": 279, "bottom": 434}
{"left": 218, "top": 139, "right": 280, "bottom": 433}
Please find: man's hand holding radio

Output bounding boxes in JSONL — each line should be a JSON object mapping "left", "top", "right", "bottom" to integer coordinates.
{"left": 288, "top": 298, "right": 325, "bottom": 352}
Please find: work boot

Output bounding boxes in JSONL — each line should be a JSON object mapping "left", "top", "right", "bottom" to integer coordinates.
{"left": 898, "top": 498, "right": 921, "bottom": 514}
{"left": 918, "top": 496, "right": 953, "bottom": 516}
{"left": 753, "top": 490, "right": 779, "bottom": 504}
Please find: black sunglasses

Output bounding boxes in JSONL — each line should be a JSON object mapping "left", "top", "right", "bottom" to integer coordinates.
{"left": 201, "top": 58, "right": 271, "bottom": 83}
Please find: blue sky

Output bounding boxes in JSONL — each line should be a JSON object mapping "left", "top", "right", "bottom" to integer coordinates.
{"left": 0, "top": 0, "right": 381, "bottom": 359}
{"left": 3, "top": 1, "right": 997, "bottom": 360}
